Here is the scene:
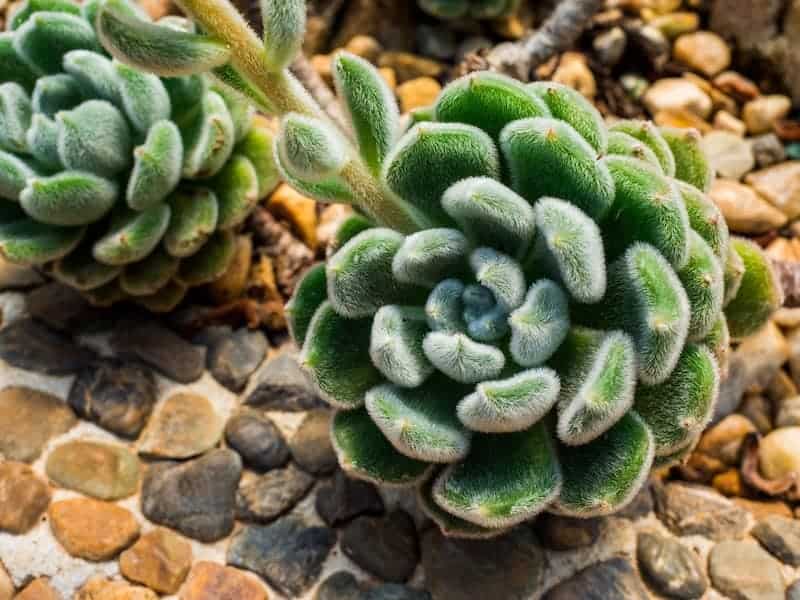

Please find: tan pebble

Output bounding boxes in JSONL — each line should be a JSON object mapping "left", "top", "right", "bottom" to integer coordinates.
{"left": 673, "top": 31, "right": 731, "bottom": 77}
{"left": 759, "top": 427, "right": 800, "bottom": 480}
{"left": 208, "top": 234, "right": 253, "bottom": 304}
{"left": 709, "top": 179, "right": 787, "bottom": 234}
{"left": 0, "top": 461, "right": 50, "bottom": 534}
{"left": 765, "top": 237, "right": 800, "bottom": 262}
{"left": 378, "top": 52, "right": 444, "bottom": 83}
{"left": 379, "top": 67, "right": 397, "bottom": 91}
{"left": 653, "top": 109, "right": 712, "bottom": 132}
{"left": 732, "top": 498, "right": 793, "bottom": 521}
{"left": 712, "top": 469, "right": 744, "bottom": 497}
{"left": 774, "top": 308, "right": 800, "bottom": 330}
{"left": 650, "top": 12, "right": 700, "bottom": 38}
{"left": 0, "top": 561, "right": 12, "bottom": 600}
{"left": 713, "top": 71, "right": 761, "bottom": 102}
{"left": 697, "top": 414, "right": 758, "bottom": 465}
{"left": 76, "top": 576, "right": 158, "bottom": 600}
{"left": 743, "top": 95, "right": 792, "bottom": 135}
{"left": 120, "top": 528, "right": 193, "bottom": 594}
{"left": 766, "top": 369, "right": 799, "bottom": 405}
{"left": 267, "top": 183, "right": 318, "bottom": 250}
{"left": 396, "top": 77, "right": 442, "bottom": 113}
{"left": 551, "top": 52, "right": 597, "bottom": 99}
{"left": 179, "top": 561, "right": 268, "bottom": 600}
{"left": 745, "top": 161, "right": 800, "bottom": 219}
{"left": 49, "top": 498, "right": 139, "bottom": 561}
{"left": 343, "top": 35, "right": 383, "bottom": 63}
{"left": 14, "top": 579, "right": 58, "bottom": 600}
{"left": 713, "top": 110, "right": 747, "bottom": 136}
{"left": 643, "top": 78, "right": 712, "bottom": 119}
{"left": 310, "top": 54, "right": 332, "bottom": 86}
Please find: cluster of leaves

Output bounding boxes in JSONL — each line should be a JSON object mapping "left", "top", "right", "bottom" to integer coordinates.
{"left": 280, "top": 63, "right": 782, "bottom": 536}
{"left": 418, "top": 0, "right": 520, "bottom": 20}
{"left": 0, "top": 0, "right": 278, "bottom": 309}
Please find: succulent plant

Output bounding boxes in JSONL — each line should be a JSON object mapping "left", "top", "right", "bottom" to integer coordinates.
{"left": 0, "top": 0, "right": 278, "bottom": 310}
{"left": 92, "top": 0, "right": 781, "bottom": 536}
{"left": 418, "top": 0, "right": 520, "bottom": 20}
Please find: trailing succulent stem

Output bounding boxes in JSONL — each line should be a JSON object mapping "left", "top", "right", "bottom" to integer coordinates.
{"left": 55, "top": 0, "right": 782, "bottom": 535}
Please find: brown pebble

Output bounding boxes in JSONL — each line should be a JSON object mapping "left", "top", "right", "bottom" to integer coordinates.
{"left": 49, "top": 498, "right": 139, "bottom": 561}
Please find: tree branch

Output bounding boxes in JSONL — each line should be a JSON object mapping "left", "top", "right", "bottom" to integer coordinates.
{"left": 460, "top": 0, "right": 603, "bottom": 81}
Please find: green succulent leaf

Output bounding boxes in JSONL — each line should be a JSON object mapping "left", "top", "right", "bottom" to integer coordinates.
{"left": 677, "top": 231, "right": 724, "bottom": 340}
{"left": 213, "top": 154, "right": 259, "bottom": 229}
{"left": 0, "top": 83, "right": 32, "bottom": 154}
{"left": 528, "top": 197, "right": 606, "bottom": 303}
{"left": 114, "top": 60, "right": 172, "bottom": 135}
{"left": 0, "top": 33, "right": 38, "bottom": 93}
{"left": 509, "top": 279, "right": 570, "bottom": 367}
{"left": 181, "top": 90, "right": 235, "bottom": 179}
{"left": 661, "top": 126, "right": 712, "bottom": 193}
{"left": 62, "top": 50, "right": 121, "bottom": 105}
{"left": 722, "top": 240, "right": 745, "bottom": 307}
{"left": 273, "top": 143, "right": 355, "bottom": 205}
{"left": 652, "top": 433, "right": 698, "bottom": 469}
{"left": 426, "top": 278, "right": 467, "bottom": 333}
{"left": 677, "top": 180, "right": 728, "bottom": 260}
{"left": 31, "top": 74, "right": 83, "bottom": 118}
{"left": 418, "top": 475, "right": 508, "bottom": 539}
{"left": 327, "top": 228, "right": 425, "bottom": 319}
{"left": 457, "top": 367, "right": 560, "bottom": 433}
{"left": 528, "top": 81, "right": 607, "bottom": 153}
{"left": 14, "top": 12, "right": 100, "bottom": 74}
{"left": 469, "top": 246, "right": 526, "bottom": 311}
{"left": 0, "top": 150, "right": 39, "bottom": 201}
{"left": 93, "top": 203, "right": 170, "bottom": 265}
{"left": 551, "top": 327, "right": 637, "bottom": 446}
{"left": 301, "top": 301, "right": 383, "bottom": 409}
{"left": 702, "top": 314, "right": 730, "bottom": 377}
{"left": 81, "top": 277, "right": 126, "bottom": 307}
{"left": 133, "top": 278, "right": 186, "bottom": 312}
{"left": 554, "top": 411, "right": 654, "bottom": 517}
{"left": 724, "top": 237, "right": 783, "bottom": 338}
{"left": 435, "top": 72, "right": 550, "bottom": 141}
{"left": 177, "top": 228, "right": 235, "bottom": 286}
{"left": 0, "top": 217, "right": 83, "bottom": 264}
{"left": 501, "top": 117, "right": 614, "bottom": 221}
{"left": 119, "top": 245, "right": 179, "bottom": 296}
{"left": 333, "top": 51, "right": 399, "bottom": 175}
{"left": 56, "top": 100, "right": 132, "bottom": 177}
{"left": 162, "top": 74, "right": 206, "bottom": 123}
{"left": 332, "top": 408, "right": 432, "bottom": 486}
{"left": 370, "top": 305, "right": 435, "bottom": 387}
{"left": 609, "top": 120, "right": 676, "bottom": 177}
{"left": 442, "top": 177, "right": 535, "bottom": 260}
{"left": 97, "top": 0, "right": 231, "bottom": 77}
{"left": 235, "top": 123, "right": 280, "bottom": 198}
{"left": 422, "top": 331, "right": 506, "bottom": 384}
{"left": 9, "top": 0, "right": 81, "bottom": 30}
{"left": 286, "top": 262, "right": 327, "bottom": 346}
{"left": 331, "top": 213, "right": 374, "bottom": 252}
{"left": 20, "top": 170, "right": 117, "bottom": 226}
{"left": 127, "top": 120, "right": 183, "bottom": 210}
{"left": 163, "top": 187, "right": 218, "bottom": 258}
{"left": 52, "top": 238, "right": 121, "bottom": 290}
{"left": 278, "top": 113, "right": 348, "bottom": 182}
{"left": 26, "top": 114, "right": 62, "bottom": 171}
{"left": 602, "top": 155, "right": 690, "bottom": 269}
{"left": 211, "top": 83, "right": 254, "bottom": 144}
{"left": 433, "top": 422, "right": 562, "bottom": 528}
{"left": 392, "top": 228, "right": 469, "bottom": 288}
{"left": 635, "top": 343, "right": 718, "bottom": 456}
{"left": 383, "top": 122, "right": 501, "bottom": 226}
{"left": 365, "top": 376, "right": 472, "bottom": 462}
{"left": 261, "top": 0, "right": 305, "bottom": 71}
{"left": 607, "top": 131, "right": 662, "bottom": 171}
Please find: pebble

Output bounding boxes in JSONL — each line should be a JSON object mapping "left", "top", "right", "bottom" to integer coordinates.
{"left": 110, "top": 320, "right": 205, "bottom": 384}
{"left": 344, "top": 35, "right": 383, "bottom": 63}
{"left": 416, "top": 25, "right": 456, "bottom": 61}
{"left": 652, "top": 482, "right": 750, "bottom": 540}
{"left": 49, "top": 498, "right": 139, "bottom": 561}
{"left": 289, "top": 410, "right": 337, "bottom": 475}
{"left": 650, "top": 12, "right": 700, "bottom": 38}
{"left": 637, "top": 532, "right": 707, "bottom": 599}
{"left": 68, "top": 360, "right": 157, "bottom": 438}
{"left": 0, "top": 386, "right": 76, "bottom": 463}
{"left": 759, "top": 427, "right": 800, "bottom": 480}
{"left": 616, "top": 482, "right": 655, "bottom": 519}
{"left": 733, "top": 497, "right": 793, "bottom": 520}
{"left": 776, "top": 395, "right": 800, "bottom": 427}
{"left": 708, "top": 540, "right": 784, "bottom": 600}
{"left": 673, "top": 31, "right": 731, "bottom": 77}
{"left": 750, "top": 134, "right": 787, "bottom": 168}
{"left": 141, "top": 449, "right": 242, "bottom": 543}
{"left": 0, "top": 562, "right": 11, "bottom": 600}
{"left": 0, "top": 256, "right": 43, "bottom": 291}
{"left": 25, "top": 283, "right": 95, "bottom": 333}
{"left": 593, "top": 27, "right": 627, "bottom": 67}
{"left": 316, "top": 571, "right": 432, "bottom": 600}
{"left": 365, "top": 583, "right": 432, "bottom": 600}
{"left": 551, "top": 52, "right": 597, "bottom": 99}
{"left": 227, "top": 516, "right": 336, "bottom": 597}
{"left": 341, "top": 510, "right": 419, "bottom": 583}
{"left": 708, "top": 179, "right": 787, "bottom": 234}
{"left": 421, "top": 526, "right": 546, "bottom": 600}
{"left": 789, "top": 580, "right": 800, "bottom": 600}
{"left": 206, "top": 328, "right": 268, "bottom": 392}
{"left": 745, "top": 161, "right": 800, "bottom": 219}
{"left": 712, "top": 469, "right": 745, "bottom": 496}
{"left": 46, "top": 440, "right": 140, "bottom": 501}
{"left": 397, "top": 77, "right": 442, "bottom": 113}
{"left": 15, "top": 579, "right": 59, "bottom": 600}
{"left": 713, "top": 110, "right": 747, "bottom": 136}
{"left": 236, "top": 464, "right": 315, "bottom": 523}
{"left": 543, "top": 558, "right": 648, "bottom": 600}
{"left": 702, "top": 132, "right": 756, "bottom": 179}
{"left": 208, "top": 235, "right": 253, "bottom": 305}
{"left": 75, "top": 577, "right": 158, "bottom": 600}
{"left": 138, "top": 393, "right": 224, "bottom": 460}
{"left": 629, "top": 25, "right": 670, "bottom": 70}
{"left": 751, "top": 515, "right": 800, "bottom": 565}
{"left": 377, "top": 52, "right": 444, "bottom": 83}
{"left": 180, "top": 561, "right": 268, "bottom": 600}
{"left": 643, "top": 78, "right": 713, "bottom": 119}
{"left": 743, "top": 95, "right": 793, "bottom": 135}
{"left": 224, "top": 408, "right": 289, "bottom": 472}
{"left": 245, "top": 354, "right": 325, "bottom": 411}
{"left": 315, "top": 470, "right": 385, "bottom": 527}
{"left": 454, "top": 36, "right": 492, "bottom": 63}
{"left": 714, "top": 71, "right": 761, "bottom": 102}
{"left": 268, "top": 183, "right": 319, "bottom": 250}
{"left": 697, "top": 414, "right": 758, "bottom": 464}
{"left": 119, "top": 528, "right": 192, "bottom": 594}
{"left": 534, "top": 514, "right": 602, "bottom": 550}
{"left": 0, "top": 318, "right": 96, "bottom": 375}
{"left": 739, "top": 394, "right": 773, "bottom": 434}
{"left": 0, "top": 462, "right": 50, "bottom": 534}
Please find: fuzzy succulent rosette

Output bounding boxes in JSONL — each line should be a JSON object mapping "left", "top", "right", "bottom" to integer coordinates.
{"left": 0, "top": 0, "right": 277, "bottom": 310}
{"left": 418, "top": 0, "right": 520, "bottom": 20}
{"left": 280, "top": 65, "right": 782, "bottom": 537}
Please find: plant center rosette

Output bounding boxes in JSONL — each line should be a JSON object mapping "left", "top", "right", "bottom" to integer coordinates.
{"left": 282, "top": 69, "right": 781, "bottom": 538}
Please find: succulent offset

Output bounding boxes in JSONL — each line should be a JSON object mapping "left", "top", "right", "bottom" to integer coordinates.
{"left": 418, "top": 0, "right": 520, "bottom": 20}
{"left": 68, "top": 0, "right": 781, "bottom": 537}
{"left": 0, "top": 0, "right": 278, "bottom": 310}
{"left": 281, "top": 69, "right": 782, "bottom": 536}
